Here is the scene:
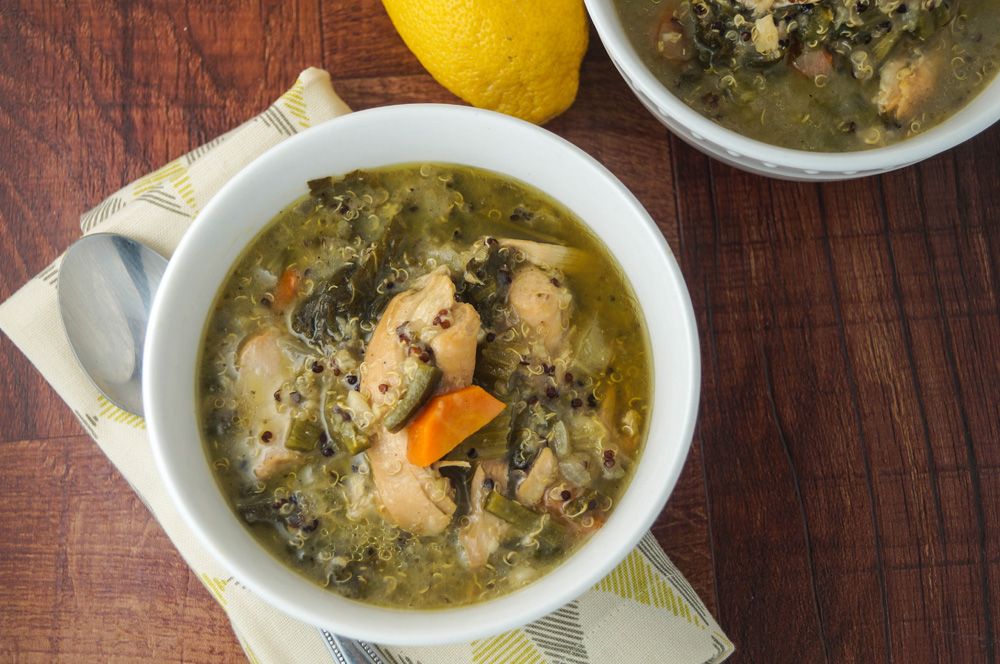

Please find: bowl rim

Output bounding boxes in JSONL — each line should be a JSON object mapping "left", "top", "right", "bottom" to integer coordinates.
{"left": 144, "top": 103, "right": 701, "bottom": 645}
{"left": 585, "top": 0, "right": 1000, "bottom": 171}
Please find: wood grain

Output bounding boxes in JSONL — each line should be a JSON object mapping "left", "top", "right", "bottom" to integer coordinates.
{"left": 0, "top": 437, "right": 244, "bottom": 662}
{"left": 1, "top": 1, "right": 998, "bottom": 662}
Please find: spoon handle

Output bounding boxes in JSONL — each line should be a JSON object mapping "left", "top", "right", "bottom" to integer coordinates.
{"left": 326, "top": 633, "right": 385, "bottom": 664}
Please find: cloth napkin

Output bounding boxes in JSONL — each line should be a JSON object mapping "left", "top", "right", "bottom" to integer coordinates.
{"left": 0, "top": 67, "right": 733, "bottom": 664}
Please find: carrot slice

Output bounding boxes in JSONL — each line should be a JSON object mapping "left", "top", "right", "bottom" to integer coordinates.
{"left": 406, "top": 386, "right": 506, "bottom": 467}
{"left": 273, "top": 267, "right": 301, "bottom": 311}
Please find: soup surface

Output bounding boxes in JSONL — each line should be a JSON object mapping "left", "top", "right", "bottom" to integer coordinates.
{"left": 199, "top": 164, "right": 651, "bottom": 608}
{"left": 614, "top": 0, "right": 1000, "bottom": 151}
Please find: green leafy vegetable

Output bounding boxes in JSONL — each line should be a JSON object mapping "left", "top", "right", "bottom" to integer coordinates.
{"left": 291, "top": 265, "right": 354, "bottom": 344}
{"left": 236, "top": 497, "right": 275, "bottom": 524}
{"left": 439, "top": 464, "right": 474, "bottom": 518}
{"left": 534, "top": 519, "right": 566, "bottom": 558}
{"left": 292, "top": 215, "right": 407, "bottom": 346}
{"left": 458, "top": 239, "right": 514, "bottom": 328}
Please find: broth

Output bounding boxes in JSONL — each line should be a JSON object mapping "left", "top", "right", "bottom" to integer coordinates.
{"left": 198, "top": 164, "right": 652, "bottom": 608}
{"left": 614, "top": 0, "right": 1000, "bottom": 151}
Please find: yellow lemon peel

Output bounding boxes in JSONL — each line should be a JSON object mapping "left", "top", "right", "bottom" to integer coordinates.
{"left": 382, "top": 0, "right": 589, "bottom": 124}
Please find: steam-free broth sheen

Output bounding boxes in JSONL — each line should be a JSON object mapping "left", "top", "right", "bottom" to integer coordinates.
{"left": 198, "top": 164, "right": 651, "bottom": 608}
{"left": 614, "top": 0, "right": 1000, "bottom": 151}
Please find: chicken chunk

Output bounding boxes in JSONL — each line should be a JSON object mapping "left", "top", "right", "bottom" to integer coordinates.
{"left": 361, "top": 267, "right": 481, "bottom": 536}
{"left": 459, "top": 465, "right": 509, "bottom": 568}
{"left": 236, "top": 329, "right": 298, "bottom": 479}
{"left": 515, "top": 447, "right": 558, "bottom": 506}
{"left": 367, "top": 429, "right": 457, "bottom": 535}
{"left": 752, "top": 15, "right": 780, "bottom": 58}
{"left": 429, "top": 301, "right": 480, "bottom": 392}
{"left": 499, "top": 238, "right": 585, "bottom": 273}
{"left": 343, "top": 472, "right": 378, "bottom": 521}
{"left": 876, "top": 50, "right": 939, "bottom": 122}
{"left": 508, "top": 266, "right": 568, "bottom": 356}
{"left": 237, "top": 329, "right": 291, "bottom": 435}
{"left": 363, "top": 267, "right": 479, "bottom": 397}
{"left": 481, "top": 458, "right": 510, "bottom": 495}
{"left": 253, "top": 446, "right": 302, "bottom": 480}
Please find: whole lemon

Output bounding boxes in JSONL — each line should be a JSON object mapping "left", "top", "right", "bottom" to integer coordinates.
{"left": 382, "top": 0, "right": 589, "bottom": 124}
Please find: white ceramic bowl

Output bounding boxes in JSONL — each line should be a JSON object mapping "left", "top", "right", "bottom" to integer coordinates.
{"left": 586, "top": 0, "right": 1000, "bottom": 181}
{"left": 144, "top": 104, "right": 700, "bottom": 645}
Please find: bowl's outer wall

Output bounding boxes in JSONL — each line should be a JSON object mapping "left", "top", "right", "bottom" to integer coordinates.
{"left": 144, "top": 105, "right": 701, "bottom": 645}
{"left": 586, "top": 0, "right": 1000, "bottom": 180}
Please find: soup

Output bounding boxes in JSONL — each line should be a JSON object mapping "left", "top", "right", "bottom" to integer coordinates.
{"left": 614, "top": 0, "right": 1000, "bottom": 151}
{"left": 198, "top": 164, "right": 651, "bottom": 608}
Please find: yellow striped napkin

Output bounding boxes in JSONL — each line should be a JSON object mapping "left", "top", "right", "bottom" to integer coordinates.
{"left": 0, "top": 67, "right": 733, "bottom": 664}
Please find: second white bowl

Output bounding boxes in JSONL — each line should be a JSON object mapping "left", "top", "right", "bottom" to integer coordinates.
{"left": 586, "top": 0, "right": 1000, "bottom": 181}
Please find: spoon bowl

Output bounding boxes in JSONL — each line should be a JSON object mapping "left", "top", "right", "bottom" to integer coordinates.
{"left": 57, "top": 233, "right": 167, "bottom": 416}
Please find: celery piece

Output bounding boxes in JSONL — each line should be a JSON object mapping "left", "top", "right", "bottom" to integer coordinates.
{"left": 484, "top": 490, "right": 539, "bottom": 532}
{"left": 448, "top": 407, "right": 511, "bottom": 461}
{"left": 285, "top": 419, "right": 324, "bottom": 452}
{"left": 871, "top": 31, "right": 902, "bottom": 66}
{"left": 383, "top": 362, "right": 442, "bottom": 433}
{"left": 337, "top": 424, "right": 371, "bottom": 456}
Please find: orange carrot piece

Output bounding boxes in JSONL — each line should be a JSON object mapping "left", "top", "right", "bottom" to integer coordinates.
{"left": 406, "top": 386, "right": 506, "bottom": 467}
{"left": 273, "top": 267, "right": 301, "bottom": 311}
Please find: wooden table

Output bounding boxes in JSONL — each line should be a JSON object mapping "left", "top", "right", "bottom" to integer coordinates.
{"left": 1, "top": 2, "right": 997, "bottom": 662}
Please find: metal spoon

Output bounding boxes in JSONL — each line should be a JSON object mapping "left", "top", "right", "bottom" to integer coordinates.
{"left": 57, "top": 233, "right": 375, "bottom": 663}
{"left": 58, "top": 233, "right": 166, "bottom": 416}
